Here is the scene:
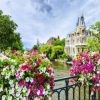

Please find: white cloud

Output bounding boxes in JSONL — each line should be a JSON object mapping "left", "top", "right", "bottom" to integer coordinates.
{"left": 0, "top": 0, "right": 100, "bottom": 48}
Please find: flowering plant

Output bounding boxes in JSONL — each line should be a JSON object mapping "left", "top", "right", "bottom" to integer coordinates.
{"left": 70, "top": 52, "right": 100, "bottom": 94}
{"left": 0, "top": 50, "right": 54, "bottom": 100}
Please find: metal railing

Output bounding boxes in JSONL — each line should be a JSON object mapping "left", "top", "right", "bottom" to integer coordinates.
{"left": 53, "top": 75, "right": 99, "bottom": 100}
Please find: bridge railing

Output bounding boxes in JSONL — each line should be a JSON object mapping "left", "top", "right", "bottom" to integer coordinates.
{"left": 53, "top": 75, "right": 99, "bottom": 100}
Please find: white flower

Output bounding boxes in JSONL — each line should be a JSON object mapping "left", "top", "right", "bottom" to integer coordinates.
{"left": 47, "top": 85, "right": 50, "bottom": 90}
{"left": 9, "top": 88, "right": 14, "bottom": 94}
{"left": 9, "top": 80, "right": 14, "bottom": 85}
{"left": 25, "top": 77, "right": 29, "bottom": 82}
{"left": 37, "top": 90, "right": 40, "bottom": 95}
{"left": 15, "top": 83, "right": 19, "bottom": 89}
{"left": 22, "top": 97, "right": 26, "bottom": 100}
{"left": 22, "top": 87, "right": 27, "bottom": 93}
{"left": 10, "top": 59, "right": 16, "bottom": 62}
{"left": 2, "top": 95, "right": 6, "bottom": 100}
{"left": 16, "top": 98, "right": 19, "bottom": 100}
{"left": 8, "top": 96, "right": 12, "bottom": 100}
{"left": 16, "top": 92, "right": 20, "bottom": 97}
{"left": 19, "top": 95, "right": 22, "bottom": 99}
{"left": 10, "top": 84, "right": 14, "bottom": 88}
{"left": 43, "top": 67, "right": 46, "bottom": 73}
{"left": 3, "top": 67, "right": 8, "bottom": 71}
{"left": 20, "top": 71, "right": 24, "bottom": 77}
{"left": 91, "top": 52, "right": 96, "bottom": 56}
{"left": 43, "top": 89, "right": 46, "bottom": 95}
{"left": 1, "top": 72, "right": 4, "bottom": 75}
{"left": 17, "top": 87, "right": 22, "bottom": 92}
{"left": 97, "top": 84, "right": 100, "bottom": 86}
{"left": 46, "top": 72, "right": 50, "bottom": 76}
{"left": 30, "top": 78, "right": 33, "bottom": 83}
{"left": 11, "top": 65, "right": 15, "bottom": 72}
{"left": 5, "top": 73, "right": 10, "bottom": 79}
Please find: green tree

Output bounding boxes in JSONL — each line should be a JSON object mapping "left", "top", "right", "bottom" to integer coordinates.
{"left": 50, "top": 46, "right": 64, "bottom": 60}
{"left": 32, "top": 45, "right": 39, "bottom": 50}
{"left": 53, "top": 38, "right": 65, "bottom": 46}
{"left": 87, "top": 38, "right": 100, "bottom": 51}
{"left": 40, "top": 45, "right": 52, "bottom": 59}
{"left": 0, "top": 10, "right": 23, "bottom": 50}
{"left": 87, "top": 21, "right": 100, "bottom": 52}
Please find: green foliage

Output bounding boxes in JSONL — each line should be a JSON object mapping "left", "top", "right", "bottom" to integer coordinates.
{"left": 87, "top": 37, "right": 100, "bottom": 51}
{"left": 32, "top": 45, "right": 39, "bottom": 50}
{"left": 87, "top": 21, "right": 100, "bottom": 52}
{"left": 40, "top": 45, "right": 52, "bottom": 59}
{"left": 65, "top": 54, "right": 72, "bottom": 62}
{"left": 53, "top": 38, "right": 65, "bottom": 46}
{"left": 50, "top": 46, "right": 64, "bottom": 60}
{"left": 40, "top": 45, "right": 65, "bottom": 61}
{"left": 0, "top": 10, "right": 23, "bottom": 50}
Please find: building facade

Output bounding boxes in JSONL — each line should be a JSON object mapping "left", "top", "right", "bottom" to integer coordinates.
{"left": 64, "top": 15, "right": 91, "bottom": 57}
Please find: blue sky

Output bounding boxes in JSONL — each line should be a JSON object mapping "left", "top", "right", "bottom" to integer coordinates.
{"left": 0, "top": 0, "right": 100, "bottom": 48}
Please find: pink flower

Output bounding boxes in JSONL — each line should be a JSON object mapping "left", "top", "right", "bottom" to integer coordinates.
{"left": 18, "top": 80, "right": 24, "bottom": 87}
{"left": 33, "top": 62, "right": 37, "bottom": 66}
{"left": 25, "top": 82, "right": 29, "bottom": 88}
{"left": 21, "top": 65, "right": 27, "bottom": 70}
{"left": 20, "top": 64, "right": 31, "bottom": 71}
{"left": 47, "top": 68, "right": 54, "bottom": 75}
{"left": 28, "top": 85, "right": 32, "bottom": 91}
{"left": 39, "top": 85, "right": 43, "bottom": 96}
{"left": 38, "top": 58, "right": 42, "bottom": 64}
{"left": 32, "top": 80, "right": 36, "bottom": 85}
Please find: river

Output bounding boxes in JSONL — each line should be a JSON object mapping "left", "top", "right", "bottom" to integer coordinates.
{"left": 53, "top": 61, "right": 71, "bottom": 78}
{"left": 52, "top": 61, "right": 71, "bottom": 100}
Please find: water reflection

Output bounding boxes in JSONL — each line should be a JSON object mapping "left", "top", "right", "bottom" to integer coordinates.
{"left": 52, "top": 61, "right": 71, "bottom": 79}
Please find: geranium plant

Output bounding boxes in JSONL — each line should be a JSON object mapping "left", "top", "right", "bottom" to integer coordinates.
{"left": 70, "top": 52, "right": 100, "bottom": 94}
{"left": 0, "top": 50, "right": 54, "bottom": 100}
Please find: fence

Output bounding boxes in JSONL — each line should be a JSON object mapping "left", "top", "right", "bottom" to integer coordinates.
{"left": 53, "top": 75, "right": 100, "bottom": 100}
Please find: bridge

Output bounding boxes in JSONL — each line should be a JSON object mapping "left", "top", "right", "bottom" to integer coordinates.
{"left": 53, "top": 75, "right": 100, "bottom": 100}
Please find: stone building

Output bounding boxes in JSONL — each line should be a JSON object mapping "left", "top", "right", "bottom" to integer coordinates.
{"left": 64, "top": 15, "right": 91, "bottom": 57}
{"left": 47, "top": 37, "right": 56, "bottom": 45}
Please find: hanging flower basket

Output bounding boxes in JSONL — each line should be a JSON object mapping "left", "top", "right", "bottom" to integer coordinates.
{"left": 0, "top": 50, "right": 54, "bottom": 100}
{"left": 70, "top": 52, "right": 100, "bottom": 94}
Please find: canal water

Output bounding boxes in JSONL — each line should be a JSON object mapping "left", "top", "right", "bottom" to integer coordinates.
{"left": 53, "top": 61, "right": 71, "bottom": 78}
{"left": 52, "top": 61, "right": 71, "bottom": 100}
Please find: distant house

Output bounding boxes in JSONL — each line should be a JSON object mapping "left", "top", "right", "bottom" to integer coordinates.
{"left": 47, "top": 37, "right": 56, "bottom": 45}
{"left": 64, "top": 15, "right": 92, "bottom": 57}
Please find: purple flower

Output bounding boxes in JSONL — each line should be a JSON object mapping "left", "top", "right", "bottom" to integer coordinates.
{"left": 15, "top": 72, "right": 20, "bottom": 79}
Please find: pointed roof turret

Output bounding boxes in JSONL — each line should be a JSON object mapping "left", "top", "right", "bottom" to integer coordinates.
{"left": 76, "top": 14, "right": 86, "bottom": 27}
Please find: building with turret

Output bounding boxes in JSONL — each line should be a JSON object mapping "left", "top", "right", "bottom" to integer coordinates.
{"left": 64, "top": 15, "right": 91, "bottom": 57}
